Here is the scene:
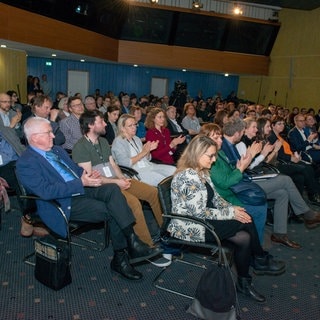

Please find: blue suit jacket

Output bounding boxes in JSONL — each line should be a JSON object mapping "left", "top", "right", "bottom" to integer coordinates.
{"left": 16, "top": 146, "right": 84, "bottom": 237}
{"left": 287, "top": 127, "right": 310, "bottom": 153}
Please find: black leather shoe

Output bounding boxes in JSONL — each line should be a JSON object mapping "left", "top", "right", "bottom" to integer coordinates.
{"left": 110, "top": 250, "right": 142, "bottom": 281}
{"left": 308, "top": 194, "right": 320, "bottom": 207}
{"left": 252, "top": 253, "right": 286, "bottom": 276}
{"left": 127, "top": 233, "right": 163, "bottom": 264}
{"left": 237, "top": 276, "right": 266, "bottom": 303}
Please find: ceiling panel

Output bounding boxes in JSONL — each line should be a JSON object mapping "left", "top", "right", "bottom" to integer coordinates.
{"left": 240, "top": 0, "right": 320, "bottom": 11}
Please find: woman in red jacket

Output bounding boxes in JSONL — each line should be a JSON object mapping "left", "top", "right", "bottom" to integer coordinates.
{"left": 145, "top": 108, "right": 186, "bottom": 164}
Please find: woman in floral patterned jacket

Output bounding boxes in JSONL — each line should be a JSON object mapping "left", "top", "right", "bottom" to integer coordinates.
{"left": 168, "top": 135, "right": 285, "bottom": 303}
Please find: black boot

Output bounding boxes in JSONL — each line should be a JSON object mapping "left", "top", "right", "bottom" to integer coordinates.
{"left": 308, "top": 193, "right": 320, "bottom": 207}
{"left": 127, "top": 233, "right": 163, "bottom": 264}
{"left": 237, "top": 276, "right": 266, "bottom": 303}
{"left": 252, "top": 253, "right": 286, "bottom": 276}
{"left": 110, "top": 250, "right": 142, "bottom": 281}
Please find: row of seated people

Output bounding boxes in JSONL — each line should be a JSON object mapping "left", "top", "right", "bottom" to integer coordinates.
{"left": 170, "top": 120, "right": 320, "bottom": 302}
{"left": 4, "top": 109, "right": 320, "bottom": 303}
{"left": 3, "top": 92, "right": 320, "bottom": 297}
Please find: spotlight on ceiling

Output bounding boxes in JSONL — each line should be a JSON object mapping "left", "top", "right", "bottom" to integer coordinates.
{"left": 192, "top": 1, "right": 203, "bottom": 10}
{"left": 149, "top": 0, "right": 159, "bottom": 3}
{"left": 233, "top": 4, "right": 243, "bottom": 15}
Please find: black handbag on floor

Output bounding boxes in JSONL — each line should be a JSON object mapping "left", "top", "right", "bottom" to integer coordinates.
{"left": 187, "top": 249, "right": 241, "bottom": 320}
{"left": 34, "top": 235, "right": 72, "bottom": 290}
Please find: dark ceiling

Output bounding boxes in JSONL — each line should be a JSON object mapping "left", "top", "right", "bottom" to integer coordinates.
{"left": 241, "top": 0, "right": 320, "bottom": 11}
{"left": 1, "top": 0, "right": 318, "bottom": 64}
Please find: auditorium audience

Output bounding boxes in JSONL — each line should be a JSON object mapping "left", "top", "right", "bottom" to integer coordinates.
{"left": 169, "top": 134, "right": 285, "bottom": 302}
{"left": 145, "top": 108, "right": 186, "bottom": 165}
{"left": 112, "top": 114, "right": 175, "bottom": 186}
{"left": 59, "top": 96, "right": 84, "bottom": 151}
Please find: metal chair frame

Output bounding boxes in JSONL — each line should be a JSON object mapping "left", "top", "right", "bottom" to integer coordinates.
{"left": 154, "top": 175, "right": 233, "bottom": 298}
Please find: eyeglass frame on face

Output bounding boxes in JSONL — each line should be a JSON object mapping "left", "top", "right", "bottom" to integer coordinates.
{"left": 126, "top": 123, "right": 138, "bottom": 128}
{"left": 0, "top": 100, "right": 11, "bottom": 103}
{"left": 276, "top": 122, "right": 285, "bottom": 125}
{"left": 204, "top": 153, "right": 216, "bottom": 160}
{"left": 70, "top": 103, "right": 83, "bottom": 108}
{"left": 32, "top": 130, "right": 54, "bottom": 136}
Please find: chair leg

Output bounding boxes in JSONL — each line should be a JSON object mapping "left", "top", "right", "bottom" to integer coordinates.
{"left": 23, "top": 251, "right": 36, "bottom": 266}
{"left": 153, "top": 258, "right": 207, "bottom": 299}
{"left": 65, "top": 220, "right": 109, "bottom": 252}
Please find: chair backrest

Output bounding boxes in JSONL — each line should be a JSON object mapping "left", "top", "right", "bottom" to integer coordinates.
{"left": 157, "top": 175, "right": 173, "bottom": 215}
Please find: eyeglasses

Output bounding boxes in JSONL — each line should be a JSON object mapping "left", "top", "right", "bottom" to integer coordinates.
{"left": 126, "top": 123, "right": 138, "bottom": 128}
{"left": 32, "top": 130, "right": 53, "bottom": 136}
{"left": 204, "top": 153, "right": 216, "bottom": 160}
{"left": 70, "top": 103, "right": 83, "bottom": 108}
{"left": 0, "top": 100, "right": 11, "bottom": 103}
{"left": 276, "top": 122, "right": 285, "bottom": 125}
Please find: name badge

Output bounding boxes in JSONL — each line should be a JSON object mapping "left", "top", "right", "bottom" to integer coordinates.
{"left": 103, "top": 166, "right": 112, "bottom": 177}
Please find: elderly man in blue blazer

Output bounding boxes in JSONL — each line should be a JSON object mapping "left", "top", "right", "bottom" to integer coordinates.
{"left": 16, "top": 117, "right": 161, "bottom": 281}
{"left": 288, "top": 113, "right": 320, "bottom": 164}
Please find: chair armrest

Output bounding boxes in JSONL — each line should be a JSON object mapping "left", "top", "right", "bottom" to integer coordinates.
{"left": 301, "top": 151, "right": 313, "bottom": 164}
{"left": 246, "top": 162, "right": 280, "bottom": 175}
{"left": 260, "top": 162, "right": 280, "bottom": 173}
{"left": 163, "top": 214, "right": 222, "bottom": 248}
{"left": 118, "top": 165, "right": 141, "bottom": 180}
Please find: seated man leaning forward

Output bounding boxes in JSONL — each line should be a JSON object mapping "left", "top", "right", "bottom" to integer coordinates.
{"left": 16, "top": 117, "right": 161, "bottom": 281}
{"left": 72, "top": 110, "right": 163, "bottom": 248}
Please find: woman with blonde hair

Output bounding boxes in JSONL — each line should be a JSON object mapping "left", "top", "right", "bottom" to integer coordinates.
{"left": 169, "top": 135, "right": 285, "bottom": 302}
{"left": 112, "top": 114, "right": 175, "bottom": 186}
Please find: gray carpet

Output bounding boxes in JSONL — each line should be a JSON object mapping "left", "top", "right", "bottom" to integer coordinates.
{"left": 0, "top": 200, "right": 320, "bottom": 320}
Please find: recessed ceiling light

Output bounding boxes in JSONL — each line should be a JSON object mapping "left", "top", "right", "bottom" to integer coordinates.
{"left": 80, "top": 59, "right": 85, "bottom": 62}
{"left": 182, "top": 69, "right": 187, "bottom": 72}
{"left": 133, "top": 64, "right": 138, "bottom": 67}
{"left": 51, "top": 53, "right": 57, "bottom": 57}
{"left": 233, "top": 6, "right": 243, "bottom": 15}
{"left": 224, "top": 73, "right": 229, "bottom": 77}
{"left": 1, "top": 44, "right": 7, "bottom": 48}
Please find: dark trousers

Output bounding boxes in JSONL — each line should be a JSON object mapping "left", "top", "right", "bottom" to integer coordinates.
{"left": 0, "top": 161, "right": 19, "bottom": 194}
{"left": 277, "top": 162, "right": 320, "bottom": 195}
{"left": 71, "top": 184, "right": 135, "bottom": 251}
{"left": 0, "top": 161, "right": 24, "bottom": 210}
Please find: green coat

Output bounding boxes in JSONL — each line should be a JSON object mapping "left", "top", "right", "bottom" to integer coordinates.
{"left": 210, "top": 150, "right": 244, "bottom": 206}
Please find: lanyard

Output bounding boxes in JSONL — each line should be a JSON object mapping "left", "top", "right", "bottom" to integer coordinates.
{"left": 126, "top": 137, "right": 140, "bottom": 154}
{"left": 85, "top": 136, "right": 106, "bottom": 165}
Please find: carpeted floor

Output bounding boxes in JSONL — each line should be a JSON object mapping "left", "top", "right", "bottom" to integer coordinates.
{"left": 0, "top": 199, "right": 319, "bottom": 320}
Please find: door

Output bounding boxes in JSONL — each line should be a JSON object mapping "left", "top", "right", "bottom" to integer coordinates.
{"left": 151, "top": 77, "right": 168, "bottom": 97}
{"left": 67, "top": 70, "right": 89, "bottom": 98}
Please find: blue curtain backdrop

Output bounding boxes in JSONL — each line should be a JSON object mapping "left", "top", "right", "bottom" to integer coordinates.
{"left": 28, "top": 57, "right": 239, "bottom": 100}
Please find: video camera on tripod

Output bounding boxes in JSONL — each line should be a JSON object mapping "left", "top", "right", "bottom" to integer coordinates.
{"left": 170, "top": 81, "right": 188, "bottom": 111}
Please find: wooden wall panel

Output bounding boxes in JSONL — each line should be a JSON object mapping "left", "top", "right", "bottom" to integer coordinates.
{"left": 0, "top": 3, "right": 270, "bottom": 76}
{"left": 118, "top": 41, "right": 270, "bottom": 75}
{"left": 0, "top": 48, "right": 27, "bottom": 102}
{"left": 0, "top": 4, "right": 118, "bottom": 62}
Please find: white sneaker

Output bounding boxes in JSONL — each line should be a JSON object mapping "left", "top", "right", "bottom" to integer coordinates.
{"left": 147, "top": 254, "right": 172, "bottom": 267}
